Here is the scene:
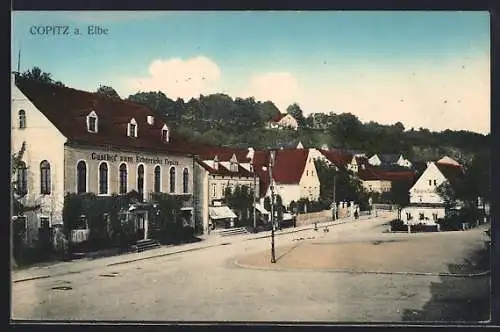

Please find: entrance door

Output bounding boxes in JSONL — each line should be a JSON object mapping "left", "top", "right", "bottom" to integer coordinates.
{"left": 38, "top": 217, "right": 51, "bottom": 255}
{"left": 136, "top": 213, "right": 145, "bottom": 240}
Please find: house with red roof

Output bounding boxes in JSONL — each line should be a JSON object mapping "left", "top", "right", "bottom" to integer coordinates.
{"left": 192, "top": 145, "right": 258, "bottom": 232}
{"left": 312, "top": 148, "right": 354, "bottom": 171}
{"left": 266, "top": 113, "right": 298, "bottom": 130}
{"left": 252, "top": 148, "right": 320, "bottom": 209}
{"left": 358, "top": 166, "right": 416, "bottom": 193}
{"left": 11, "top": 74, "right": 196, "bottom": 244}
{"left": 401, "top": 156, "right": 465, "bottom": 226}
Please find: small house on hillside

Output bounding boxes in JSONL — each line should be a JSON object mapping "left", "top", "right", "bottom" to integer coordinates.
{"left": 368, "top": 153, "right": 412, "bottom": 168}
{"left": 266, "top": 113, "right": 298, "bottom": 131}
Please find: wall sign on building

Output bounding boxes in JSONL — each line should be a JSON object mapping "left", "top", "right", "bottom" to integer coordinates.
{"left": 90, "top": 152, "right": 179, "bottom": 165}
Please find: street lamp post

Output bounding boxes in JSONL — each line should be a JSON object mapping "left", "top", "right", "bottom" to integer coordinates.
{"left": 332, "top": 166, "right": 337, "bottom": 221}
{"left": 269, "top": 150, "right": 276, "bottom": 264}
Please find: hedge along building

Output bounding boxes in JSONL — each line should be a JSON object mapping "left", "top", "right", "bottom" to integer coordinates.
{"left": 193, "top": 145, "right": 257, "bottom": 232}
{"left": 11, "top": 74, "right": 196, "bottom": 244}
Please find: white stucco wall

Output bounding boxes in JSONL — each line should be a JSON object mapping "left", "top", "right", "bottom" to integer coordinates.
{"left": 409, "top": 162, "right": 447, "bottom": 204}
{"left": 368, "top": 155, "right": 381, "bottom": 166}
{"left": 400, "top": 206, "right": 445, "bottom": 226}
{"left": 362, "top": 180, "right": 392, "bottom": 193}
{"left": 11, "top": 74, "right": 67, "bottom": 226}
{"left": 278, "top": 114, "right": 298, "bottom": 130}
{"left": 299, "top": 151, "right": 321, "bottom": 201}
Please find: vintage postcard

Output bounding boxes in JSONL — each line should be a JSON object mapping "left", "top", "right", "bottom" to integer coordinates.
{"left": 10, "top": 10, "right": 491, "bottom": 324}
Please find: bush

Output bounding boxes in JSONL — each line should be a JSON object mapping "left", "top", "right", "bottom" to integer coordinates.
{"left": 389, "top": 219, "right": 406, "bottom": 232}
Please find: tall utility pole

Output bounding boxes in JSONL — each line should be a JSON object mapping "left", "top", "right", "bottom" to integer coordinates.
{"left": 252, "top": 163, "right": 257, "bottom": 232}
{"left": 332, "top": 167, "right": 337, "bottom": 220}
{"left": 269, "top": 150, "right": 276, "bottom": 264}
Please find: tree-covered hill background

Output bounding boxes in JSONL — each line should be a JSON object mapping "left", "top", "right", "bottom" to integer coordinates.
{"left": 16, "top": 67, "right": 490, "bottom": 166}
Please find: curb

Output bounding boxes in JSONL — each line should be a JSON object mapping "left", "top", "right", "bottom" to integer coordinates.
{"left": 233, "top": 259, "right": 491, "bottom": 278}
{"left": 12, "top": 215, "right": 390, "bottom": 283}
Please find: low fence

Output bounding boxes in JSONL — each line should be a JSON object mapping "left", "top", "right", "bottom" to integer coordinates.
{"left": 372, "top": 204, "right": 395, "bottom": 211}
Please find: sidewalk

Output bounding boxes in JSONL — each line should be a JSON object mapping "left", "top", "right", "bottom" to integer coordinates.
{"left": 12, "top": 211, "right": 395, "bottom": 283}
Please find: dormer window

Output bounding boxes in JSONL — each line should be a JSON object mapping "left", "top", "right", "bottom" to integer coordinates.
{"left": 213, "top": 156, "right": 219, "bottom": 171}
{"left": 162, "top": 124, "right": 169, "bottom": 142}
{"left": 128, "top": 118, "right": 138, "bottom": 137}
{"left": 230, "top": 162, "right": 238, "bottom": 172}
{"left": 87, "top": 111, "right": 98, "bottom": 133}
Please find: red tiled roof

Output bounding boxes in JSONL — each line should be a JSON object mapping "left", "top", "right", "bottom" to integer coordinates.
{"left": 358, "top": 166, "right": 416, "bottom": 182}
{"left": 435, "top": 163, "right": 465, "bottom": 184}
{"left": 251, "top": 150, "right": 271, "bottom": 197}
{"left": 196, "top": 159, "right": 254, "bottom": 178}
{"left": 192, "top": 144, "right": 251, "bottom": 163}
{"left": 15, "top": 78, "right": 193, "bottom": 154}
{"left": 270, "top": 113, "right": 287, "bottom": 122}
{"left": 318, "top": 149, "right": 353, "bottom": 169}
{"left": 273, "top": 149, "right": 309, "bottom": 184}
{"left": 251, "top": 149, "right": 311, "bottom": 197}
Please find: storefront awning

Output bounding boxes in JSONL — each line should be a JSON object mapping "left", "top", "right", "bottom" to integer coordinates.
{"left": 254, "top": 203, "right": 270, "bottom": 215}
{"left": 209, "top": 206, "right": 237, "bottom": 220}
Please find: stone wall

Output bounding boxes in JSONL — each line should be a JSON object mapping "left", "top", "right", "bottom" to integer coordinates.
{"left": 295, "top": 210, "right": 331, "bottom": 227}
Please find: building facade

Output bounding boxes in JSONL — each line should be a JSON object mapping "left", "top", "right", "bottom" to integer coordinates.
{"left": 266, "top": 113, "right": 299, "bottom": 130}
{"left": 11, "top": 75, "right": 195, "bottom": 244}
{"left": 193, "top": 147, "right": 257, "bottom": 232}
{"left": 401, "top": 158, "right": 464, "bottom": 226}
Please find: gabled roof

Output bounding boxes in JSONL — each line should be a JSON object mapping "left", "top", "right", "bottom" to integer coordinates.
{"left": 435, "top": 162, "right": 465, "bottom": 185}
{"left": 15, "top": 78, "right": 193, "bottom": 154}
{"left": 270, "top": 113, "right": 287, "bottom": 122}
{"left": 192, "top": 144, "right": 251, "bottom": 163}
{"left": 250, "top": 149, "right": 309, "bottom": 197}
{"left": 318, "top": 149, "right": 353, "bottom": 169}
{"left": 196, "top": 158, "right": 254, "bottom": 178}
{"left": 358, "top": 166, "right": 416, "bottom": 182}
{"left": 437, "top": 156, "right": 461, "bottom": 167}
{"left": 272, "top": 149, "right": 309, "bottom": 184}
{"left": 379, "top": 154, "right": 400, "bottom": 164}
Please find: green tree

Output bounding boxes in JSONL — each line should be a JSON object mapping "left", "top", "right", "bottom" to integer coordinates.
{"left": 286, "top": 103, "right": 306, "bottom": 128}
{"left": 16, "top": 66, "right": 65, "bottom": 86}
{"left": 97, "top": 85, "right": 121, "bottom": 99}
{"left": 390, "top": 180, "right": 411, "bottom": 220}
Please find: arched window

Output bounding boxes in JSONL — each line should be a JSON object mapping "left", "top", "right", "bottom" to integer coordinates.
{"left": 137, "top": 164, "right": 144, "bottom": 200}
{"left": 40, "top": 160, "right": 51, "bottom": 194}
{"left": 169, "top": 167, "right": 176, "bottom": 193}
{"left": 77, "top": 161, "right": 87, "bottom": 193}
{"left": 18, "top": 110, "right": 26, "bottom": 129}
{"left": 119, "top": 163, "right": 127, "bottom": 194}
{"left": 16, "top": 161, "right": 28, "bottom": 196}
{"left": 154, "top": 165, "right": 161, "bottom": 193}
{"left": 183, "top": 168, "right": 189, "bottom": 193}
{"left": 99, "top": 162, "right": 108, "bottom": 195}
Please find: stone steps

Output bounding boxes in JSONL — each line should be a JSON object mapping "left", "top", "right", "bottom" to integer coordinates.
{"left": 131, "top": 239, "right": 161, "bottom": 253}
{"left": 213, "top": 227, "right": 250, "bottom": 237}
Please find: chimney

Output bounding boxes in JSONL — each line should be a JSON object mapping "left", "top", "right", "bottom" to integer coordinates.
{"left": 147, "top": 115, "right": 154, "bottom": 125}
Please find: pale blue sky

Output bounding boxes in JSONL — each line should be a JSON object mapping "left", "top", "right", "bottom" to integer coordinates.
{"left": 11, "top": 11, "right": 490, "bottom": 134}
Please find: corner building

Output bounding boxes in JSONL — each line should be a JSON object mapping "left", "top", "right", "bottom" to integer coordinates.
{"left": 11, "top": 75, "right": 196, "bottom": 244}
